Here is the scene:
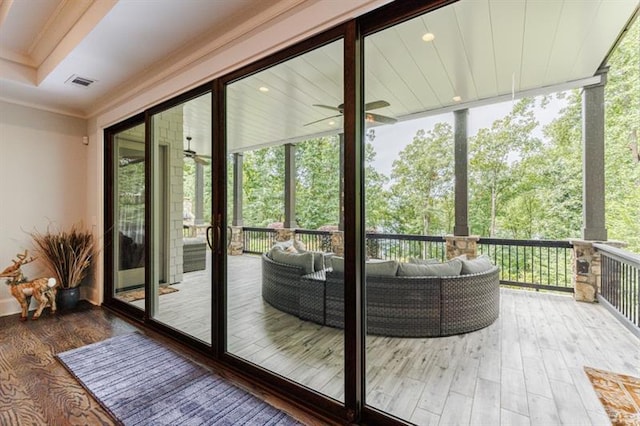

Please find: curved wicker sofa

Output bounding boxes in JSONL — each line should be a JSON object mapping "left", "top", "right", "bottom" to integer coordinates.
{"left": 261, "top": 253, "right": 500, "bottom": 337}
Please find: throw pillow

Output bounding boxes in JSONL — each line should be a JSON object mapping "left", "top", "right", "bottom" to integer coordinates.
{"left": 271, "top": 248, "right": 315, "bottom": 274}
{"left": 397, "top": 259, "right": 462, "bottom": 277}
{"left": 460, "top": 254, "right": 494, "bottom": 275}
{"left": 272, "top": 240, "right": 294, "bottom": 251}
{"left": 293, "top": 239, "right": 307, "bottom": 252}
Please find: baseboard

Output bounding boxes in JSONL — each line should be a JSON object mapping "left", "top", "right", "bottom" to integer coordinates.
{"left": 0, "top": 297, "right": 21, "bottom": 317}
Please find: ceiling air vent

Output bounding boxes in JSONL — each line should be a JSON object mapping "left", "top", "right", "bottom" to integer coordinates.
{"left": 65, "top": 74, "right": 97, "bottom": 88}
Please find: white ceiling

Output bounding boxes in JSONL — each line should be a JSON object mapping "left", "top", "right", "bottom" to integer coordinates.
{"left": 226, "top": 0, "right": 639, "bottom": 152}
{"left": 1, "top": 0, "right": 638, "bottom": 154}
{"left": 0, "top": 0, "right": 306, "bottom": 117}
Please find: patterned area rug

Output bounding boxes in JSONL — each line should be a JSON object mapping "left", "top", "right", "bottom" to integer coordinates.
{"left": 56, "top": 332, "right": 301, "bottom": 426}
{"left": 117, "top": 286, "right": 178, "bottom": 302}
{"left": 584, "top": 366, "right": 640, "bottom": 426}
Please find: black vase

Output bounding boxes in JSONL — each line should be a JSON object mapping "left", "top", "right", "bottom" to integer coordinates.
{"left": 57, "top": 287, "right": 80, "bottom": 311}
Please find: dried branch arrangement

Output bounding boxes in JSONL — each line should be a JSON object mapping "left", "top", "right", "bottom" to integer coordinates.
{"left": 30, "top": 224, "right": 94, "bottom": 289}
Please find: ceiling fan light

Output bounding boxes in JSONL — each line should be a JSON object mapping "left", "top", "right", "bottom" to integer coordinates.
{"left": 422, "top": 32, "right": 435, "bottom": 42}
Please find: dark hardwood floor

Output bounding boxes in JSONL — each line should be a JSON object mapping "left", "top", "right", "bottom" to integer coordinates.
{"left": 0, "top": 302, "right": 336, "bottom": 426}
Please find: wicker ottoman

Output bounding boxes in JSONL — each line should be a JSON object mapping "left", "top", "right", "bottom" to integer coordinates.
{"left": 183, "top": 238, "right": 206, "bottom": 272}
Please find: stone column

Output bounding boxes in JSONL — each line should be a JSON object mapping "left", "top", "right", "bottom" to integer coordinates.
{"left": 445, "top": 235, "right": 479, "bottom": 260}
{"left": 571, "top": 240, "right": 600, "bottom": 302}
{"left": 194, "top": 162, "right": 204, "bottom": 225}
{"left": 284, "top": 143, "right": 297, "bottom": 229}
{"left": 454, "top": 108, "right": 470, "bottom": 236}
{"left": 275, "top": 228, "right": 295, "bottom": 242}
{"left": 331, "top": 230, "right": 344, "bottom": 257}
{"left": 227, "top": 226, "right": 244, "bottom": 256}
{"left": 232, "top": 153, "right": 243, "bottom": 227}
{"left": 339, "top": 133, "right": 344, "bottom": 231}
{"left": 582, "top": 67, "right": 608, "bottom": 241}
{"left": 571, "top": 239, "right": 626, "bottom": 302}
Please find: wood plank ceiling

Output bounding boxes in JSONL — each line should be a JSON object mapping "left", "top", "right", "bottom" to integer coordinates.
{"left": 191, "top": 0, "right": 639, "bottom": 154}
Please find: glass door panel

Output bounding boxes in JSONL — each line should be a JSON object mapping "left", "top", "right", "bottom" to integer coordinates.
{"left": 150, "top": 92, "right": 213, "bottom": 344}
{"left": 225, "top": 40, "right": 345, "bottom": 401}
{"left": 113, "top": 123, "right": 146, "bottom": 310}
{"left": 363, "top": 3, "right": 460, "bottom": 423}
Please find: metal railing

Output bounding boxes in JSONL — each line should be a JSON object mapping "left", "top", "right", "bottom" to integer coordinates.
{"left": 365, "top": 233, "right": 446, "bottom": 262}
{"left": 241, "top": 227, "right": 574, "bottom": 292}
{"left": 478, "top": 238, "right": 574, "bottom": 292}
{"left": 242, "top": 227, "right": 277, "bottom": 254}
{"left": 595, "top": 243, "right": 639, "bottom": 334}
{"left": 296, "top": 229, "right": 333, "bottom": 252}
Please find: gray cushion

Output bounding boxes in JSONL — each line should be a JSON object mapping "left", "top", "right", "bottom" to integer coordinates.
{"left": 460, "top": 254, "right": 494, "bottom": 275}
{"left": 330, "top": 257, "right": 398, "bottom": 276}
{"left": 409, "top": 257, "right": 441, "bottom": 265}
{"left": 366, "top": 259, "right": 398, "bottom": 276}
{"left": 270, "top": 247, "right": 314, "bottom": 274}
{"left": 397, "top": 259, "right": 462, "bottom": 277}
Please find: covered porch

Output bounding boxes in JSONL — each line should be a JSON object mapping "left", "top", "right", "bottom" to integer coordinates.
{"left": 147, "top": 253, "right": 639, "bottom": 424}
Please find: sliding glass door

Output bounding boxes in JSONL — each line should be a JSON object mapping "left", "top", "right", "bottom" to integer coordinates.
{"left": 149, "top": 92, "right": 213, "bottom": 343}
{"left": 112, "top": 122, "right": 147, "bottom": 311}
{"left": 225, "top": 39, "right": 345, "bottom": 401}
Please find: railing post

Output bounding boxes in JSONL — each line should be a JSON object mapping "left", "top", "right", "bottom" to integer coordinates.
{"left": 570, "top": 239, "right": 626, "bottom": 302}
{"left": 275, "top": 228, "right": 296, "bottom": 242}
{"left": 227, "top": 226, "right": 244, "bottom": 256}
{"left": 331, "top": 230, "right": 344, "bottom": 257}
{"left": 445, "top": 235, "right": 479, "bottom": 260}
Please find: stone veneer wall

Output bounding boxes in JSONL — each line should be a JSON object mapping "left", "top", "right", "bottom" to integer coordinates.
{"left": 154, "top": 107, "right": 184, "bottom": 284}
{"left": 445, "top": 235, "right": 479, "bottom": 260}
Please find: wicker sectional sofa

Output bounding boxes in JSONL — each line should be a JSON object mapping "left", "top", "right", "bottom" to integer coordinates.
{"left": 261, "top": 253, "right": 500, "bottom": 337}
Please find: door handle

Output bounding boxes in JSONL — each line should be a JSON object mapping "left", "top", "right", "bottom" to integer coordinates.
{"left": 206, "top": 226, "right": 214, "bottom": 250}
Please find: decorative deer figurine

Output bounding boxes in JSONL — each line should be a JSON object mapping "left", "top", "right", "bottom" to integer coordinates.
{"left": 0, "top": 250, "right": 57, "bottom": 321}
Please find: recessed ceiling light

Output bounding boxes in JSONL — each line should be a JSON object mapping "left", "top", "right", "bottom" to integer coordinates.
{"left": 259, "top": 86, "right": 269, "bottom": 92}
{"left": 422, "top": 32, "right": 435, "bottom": 42}
{"left": 328, "top": 121, "right": 335, "bottom": 126}
{"left": 453, "top": 95, "right": 462, "bottom": 102}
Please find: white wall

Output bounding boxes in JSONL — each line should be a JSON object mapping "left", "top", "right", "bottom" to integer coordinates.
{"left": 0, "top": 101, "right": 88, "bottom": 316}
{"left": 1, "top": 0, "right": 390, "bottom": 314}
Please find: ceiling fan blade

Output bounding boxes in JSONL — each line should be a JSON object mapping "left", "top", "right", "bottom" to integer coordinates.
{"left": 312, "top": 104, "right": 343, "bottom": 113}
{"left": 364, "top": 100, "right": 390, "bottom": 110}
{"left": 194, "top": 156, "right": 209, "bottom": 166}
{"left": 365, "top": 112, "right": 397, "bottom": 124}
{"left": 303, "top": 113, "right": 342, "bottom": 127}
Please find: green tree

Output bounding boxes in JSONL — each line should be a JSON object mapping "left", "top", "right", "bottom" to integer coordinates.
{"left": 365, "top": 129, "right": 391, "bottom": 231}
{"left": 388, "top": 123, "right": 454, "bottom": 235}
{"left": 604, "top": 17, "right": 640, "bottom": 253}
{"left": 296, "top": 136, "right": 340, "bottom": 229}
{"left": 242, "top": 146, "right": 285, "bottom": 226}
{"left": 469, "top": 98, "right": 541, "bottom": 237}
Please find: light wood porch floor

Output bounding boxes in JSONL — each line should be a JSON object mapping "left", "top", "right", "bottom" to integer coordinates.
{"left": 135, "top": 253, "right": 640, "bottom": 425}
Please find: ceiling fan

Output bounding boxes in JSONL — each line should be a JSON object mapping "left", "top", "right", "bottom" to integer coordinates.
{"left": 304, "top": 100, "right": 397, "bottom": 126}
{"left": 184, "top": 136, "right": 210, "bottom": 165}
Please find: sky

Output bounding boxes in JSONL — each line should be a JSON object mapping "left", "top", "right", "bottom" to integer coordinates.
{"left": 370, "top": 95, "right": 568, "bottom": 177}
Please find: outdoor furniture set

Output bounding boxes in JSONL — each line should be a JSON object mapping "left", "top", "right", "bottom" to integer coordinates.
{"left": 261, "top": 241, "right": 500, "bottom": 337}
